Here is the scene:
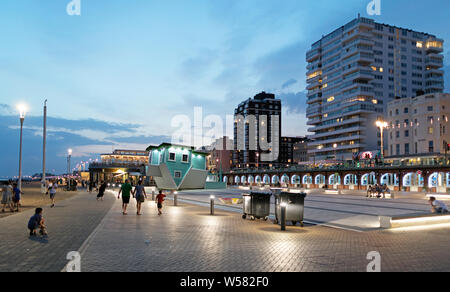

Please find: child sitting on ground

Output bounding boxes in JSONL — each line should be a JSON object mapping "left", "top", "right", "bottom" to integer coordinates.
{"left": 28, "top": 208, "right": 47, "bottom": 236}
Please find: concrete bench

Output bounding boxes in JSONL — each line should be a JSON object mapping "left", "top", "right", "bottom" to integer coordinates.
{"left": 380, "top": 213, "right": 450, "bottom": 229}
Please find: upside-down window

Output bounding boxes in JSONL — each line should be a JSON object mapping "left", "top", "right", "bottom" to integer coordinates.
{"left": 168, "top": 152, "right": 176, "bottom": 162}
{"left": 174, "top": 171, "right": 182, "bottom": 179}
{"left": 182, "top": 154, "right": 189, "bottom": 163}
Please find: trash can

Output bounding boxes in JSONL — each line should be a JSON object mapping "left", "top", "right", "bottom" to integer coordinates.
{"left": 274, "top": 192, "right": 307, "bottom": 227}
{"left": 242, "top": 192, "right": 271, "bottom": 221}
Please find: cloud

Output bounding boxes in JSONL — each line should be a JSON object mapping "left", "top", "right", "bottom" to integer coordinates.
{"left": 282, "top": 78, "right": 298, "bottom": 89}
{"left": 278, "top": 91, "right": 308, "bottom": 114}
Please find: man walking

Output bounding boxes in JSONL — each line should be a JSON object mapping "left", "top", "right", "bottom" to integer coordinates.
{"left": 48, "top": 180, "right": 58, "bottom": 208}
{"left": 118, "top": 180, "right": 132, "bottom": 215}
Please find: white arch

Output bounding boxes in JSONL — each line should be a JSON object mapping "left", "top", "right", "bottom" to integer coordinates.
{"left": 428, "top": 172, "right": 439, "bottom": 188}
{"left": 263, "top": 175, "right": 270, "bottom": 184}
{"left": 344, "top": 174, "right": 357, "bottom": 185}
{"left": 361, "top": 173, "right": 376, "bottom": 186}
{"left": 234, "top": 176, "right": 240, "bottom": 184}
{"left": 402, "top": 173, "right": 413, "bottom": 187}
{"left": 255, "top": 175, "right": 262, "bottom": 184}
{"left": 302, "top": 175, "right": 312, "bottom": 184}
{"left": 272, "top": 175, "right": 280, "bottom": 184}
{"left": 241, "top": 176, "right": 247, "bottom": 185}
{"left": 329, "top": 174, "right": 341, "bottom": 185}
{"left": 315, "top": 174, "right": 325, "bottom": 185}
{"left": 380, "top": 173, "right": 390, "bottom": 186}
{"left": 248, "top": 175, "right": 255, "bottom": 184}
{"left": 223, "top": 176, "right": 228, "bottom": 183}
{"left": 291, "top": 175, "right": 301, "bottom": 185}
{"left": 281, "top": 175, "right": 290, "bottom": 184}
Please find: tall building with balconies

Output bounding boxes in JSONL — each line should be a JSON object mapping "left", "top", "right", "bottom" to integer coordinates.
{"left": 306, "top": 16, "right": 444, "bottom": 161}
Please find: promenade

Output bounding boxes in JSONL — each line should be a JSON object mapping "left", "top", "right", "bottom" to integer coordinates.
{"left": 1, "top": 190, "right": 450, "bottom": 272}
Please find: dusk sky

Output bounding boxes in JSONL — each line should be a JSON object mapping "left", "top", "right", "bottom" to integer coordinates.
{"left": 1, "top": 0, "right": 450, "bottom": 177}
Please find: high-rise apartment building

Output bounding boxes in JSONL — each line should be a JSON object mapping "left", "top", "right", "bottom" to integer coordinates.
{"left": 306, "top": 16, "right": 444, "bottom": 161}
{"left": 233, "top": 92, "right": 281, "bottom": 169}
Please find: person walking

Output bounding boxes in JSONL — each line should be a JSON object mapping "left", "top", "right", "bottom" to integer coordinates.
{"left": 12, "top": 183, "right": 23, "bottom": 212}
{"left": 97, "top": 181, "right": 107, "bottom": 201}
{"left": 117, "top": 180, "right": 132, "bottom": 215}
{"left": 156, "top": 190, "right": 166, "bottom": 216}
{"left": 1, "top": 180, "right": 14, "bottom": 213}
{"left": 48, "top": 180, "right": 58, "bottom": 208}
{"left": 133, "top": 181, "right": 147, "bottom": 215}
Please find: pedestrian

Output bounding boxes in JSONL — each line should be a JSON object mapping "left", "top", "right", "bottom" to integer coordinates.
{"left": 429, "top": 197, "right": 449, "bottom": 214}
{"left": 97, "top": 181, "right": 107, "bottom": 201}
{"left": 117, "top": 179, "right": 132, "bottom": 215}
{"left": 133, "top": 181, "right": 147, "bottom": 215}
{"left": 156, "top": 190, "right": 166, "bottom": 216}
{"left": 1, "top": 180, "right": 14, "bottom": 213}
{"left": 48, "top": 180, "right": 58, "bottom": 208}
{"left": 12, "top": 183, "right": 22, "bottom": 212}
{"left": 28, "top": 208, "right": 47, "bottom": 236}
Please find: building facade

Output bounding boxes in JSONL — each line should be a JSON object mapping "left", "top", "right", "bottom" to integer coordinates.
{"left": 89, "top": 149, "right": 149, "bottom": 185}
{"left": 279, "top": 136, "right": 307, "bottom": 165}
{"left": 206, "top": 137, "right": 233, "bottom": 173}
{"left": 306, "top": 16, "right": 444, "bottom": 161}
{"left": 146, "top": 143, "right": 208, "bottom": 190}
{"left": 293, "top": 138, "right": 310, "bottom": 164}
{"left": 233, "top": 92, "right": 281, "bottom": 169}
{"left": 386, "top": 93, "right": 450, "bottom": 162}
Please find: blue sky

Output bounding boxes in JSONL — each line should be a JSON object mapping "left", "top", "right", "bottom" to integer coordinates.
{"left": 1, "top": 0, "right": 450, "bottom": 177}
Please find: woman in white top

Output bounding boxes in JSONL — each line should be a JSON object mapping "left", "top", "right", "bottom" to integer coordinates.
{"left": 48, "top": 181, "right": 58, "bottom": 208}
{"left": 1, "top": 181, "right": 14, "bottom": 213}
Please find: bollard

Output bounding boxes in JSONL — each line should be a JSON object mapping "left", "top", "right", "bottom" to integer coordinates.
{"left": 174, "top": 191, "right": 178, "bottom": 206}
{"left": 152, "top": 191, "right": 155, "bottom": 201}
{"left": 280, "top": 203, "right": 287, "bottom": 231}
{"left": 210, "top": 195, "right": 215, "bottom": 215}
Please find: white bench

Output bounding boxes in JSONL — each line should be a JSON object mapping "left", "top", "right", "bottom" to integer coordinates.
{"left": 380, "top": 213, "right": 450, "bottom": 229}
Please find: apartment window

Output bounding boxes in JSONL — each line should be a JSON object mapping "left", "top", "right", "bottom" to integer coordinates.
{"left": 429, "top": 141, "right": 434, "bottom": 153}
{"left": 405, "top": 130, "right": 409, "bottom": 137}
{"left": 415, "top": 142, "right": 418, "bottom": 154}
{"left": 427, "top": 106, "right": 433, "bottom": 112}
{"left": 405, "top": 143, "right": 410, "bottom": 155}
{"left": 396, "top": 144, "right": 400, "bottom": 155}
{"left": 168, "top": 152, "right": 176, "bottom": 162}
{"left": 428, "top": 127, "right": 434, "bottom": 134}
{"left": 395, "top": 109, "right": 399, "bottom": 115}
{"left": 404, "top": 108, "right": 409, "bottom": 114}
{"left": 174, "top": 171, "right": 182, "bottom": 179}
{"left": 396, "top": 131, "right": 400, "bottom": 138}
{"left": 182, "top": 154, "right": 189, "bottom": 163}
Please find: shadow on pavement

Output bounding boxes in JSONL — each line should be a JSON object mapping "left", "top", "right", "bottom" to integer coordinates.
{"left": 28, "top": 236, "right": 49, "bottom": 244}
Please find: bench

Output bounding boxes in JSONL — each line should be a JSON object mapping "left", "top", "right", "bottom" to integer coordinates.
{"left": 380, "top": 213, "right": 450, "bottom": 229}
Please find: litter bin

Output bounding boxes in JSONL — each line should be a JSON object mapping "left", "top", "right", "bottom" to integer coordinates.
{"left": 274, "top": 192, "right": 307, "bottom": 227}
{"left": 242, "top": 192, "right": 271, "bottom": 221}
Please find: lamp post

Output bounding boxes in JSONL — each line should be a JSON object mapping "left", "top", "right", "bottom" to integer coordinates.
{"left": 333, "top": 143, "right": 338, "bottom": 162}
{"left": 210, "top": 195, "right": 215, "bottom": 215}
{"left": 17, "top": 104, "right": 27, "bottom": 192}
{"left": 376, "top": 120, "right": 388, "bottom": 163}
{"left": 67, "top": 149, "right": 72, "bottom": 177}
{"left": 41, "top": 99, "right": 47, "bottom": 194}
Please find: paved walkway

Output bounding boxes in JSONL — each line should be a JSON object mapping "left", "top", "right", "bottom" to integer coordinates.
{"left": 176, "top": 189, "right": 431, "bottom": 231}
{"left": 0, "top": 191, "right": 115, "bottom": 272}
{"left": 80, "top": 195, "right": 450, "bottom": 272}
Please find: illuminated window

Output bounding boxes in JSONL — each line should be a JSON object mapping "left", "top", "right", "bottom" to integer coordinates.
{"left": 327, "top": 96, "right": 335, "bottom": 102}
{"left": 372, "top": 99, "right": 378, "bottom": 104}
{"left": 322, "top": 83, "right": 328, "bottom": 89}
{"left": 416, "top": 42, "right": 423, "bottom": 48}
{"left": 371, "top": 66, "right": 377, "bottom": 71}
{"left": 379, "top": 67, "right": 384, "bottom": 72}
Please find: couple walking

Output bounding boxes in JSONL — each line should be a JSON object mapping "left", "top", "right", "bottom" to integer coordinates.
{"left": 117, "top": 180, "right": 147, "bottom": 215}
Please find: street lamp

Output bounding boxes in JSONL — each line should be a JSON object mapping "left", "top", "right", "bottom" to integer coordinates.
{"left": 67, "top": 149, "right": 72, "bottom": 176}
{"left": 17, "top": 104, "right": 27, "bottom": 192}
{"left": 376, "top": 120, "right": 388, "bottom": 163}
{"left": 333, "top": 143, "right": 338, "bottom": 161}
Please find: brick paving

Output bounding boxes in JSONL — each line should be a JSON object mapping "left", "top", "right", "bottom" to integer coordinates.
{"left": 0, "top": 191, "right": 115, "bottom": 272}
{"left": 80, "top": 197, "right": 450, "bottom": 272}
